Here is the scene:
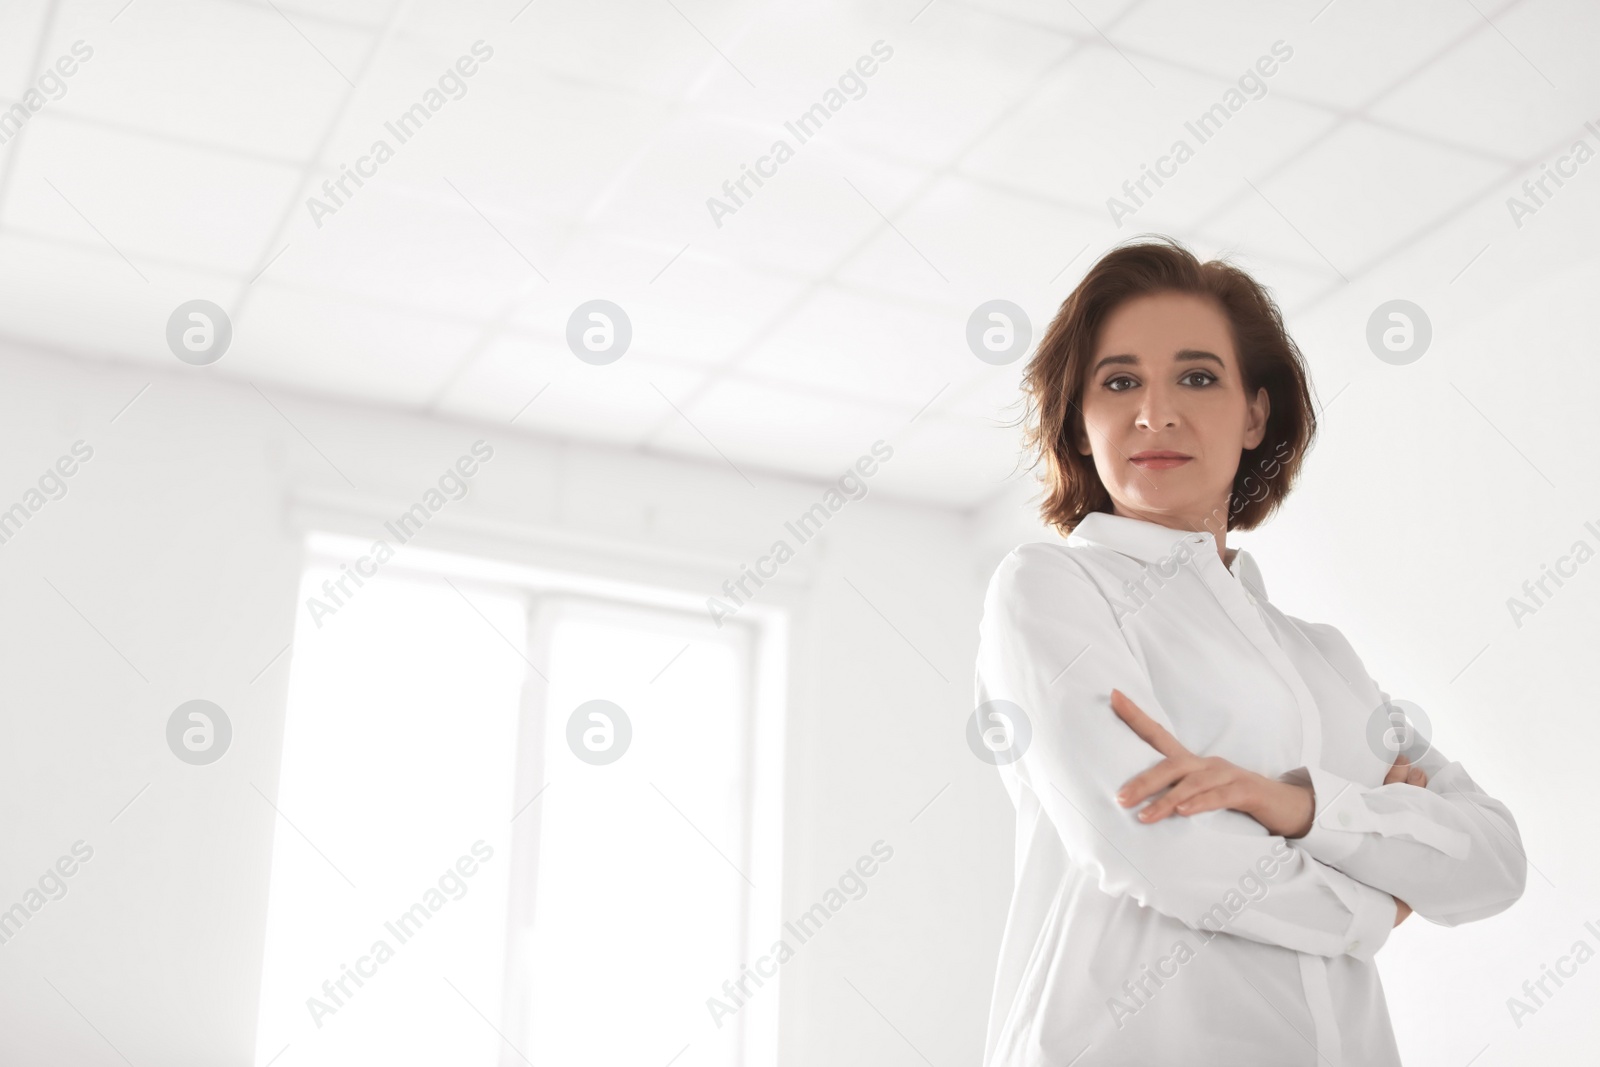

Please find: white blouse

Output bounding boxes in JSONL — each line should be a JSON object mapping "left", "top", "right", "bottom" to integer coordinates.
{"left": 974, "top": 511, "right": 1526, "bottom": 1067}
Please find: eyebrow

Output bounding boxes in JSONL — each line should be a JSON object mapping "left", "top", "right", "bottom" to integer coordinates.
{"left": 1090, "top": 349, "right": 1226, "bottom": 377}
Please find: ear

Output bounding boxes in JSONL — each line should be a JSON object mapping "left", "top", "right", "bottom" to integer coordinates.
{"left": 1072, "top": 419, "right": 1093, "bottom": 457}
{"left": 1243, "top": 386, "right": 1270, "bottom": 450}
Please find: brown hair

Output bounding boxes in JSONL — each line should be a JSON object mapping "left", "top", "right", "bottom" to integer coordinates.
{"left": 1013, "top": 234, "right": 1317, "bottom": 537}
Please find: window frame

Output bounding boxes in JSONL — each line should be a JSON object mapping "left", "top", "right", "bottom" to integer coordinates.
{"left": 277, "top": 502, "right": 795, "bottom": 1067}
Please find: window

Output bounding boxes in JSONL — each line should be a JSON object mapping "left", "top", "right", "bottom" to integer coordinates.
{"left": 254, "top": 533, "right": 785, "bottom": 1067}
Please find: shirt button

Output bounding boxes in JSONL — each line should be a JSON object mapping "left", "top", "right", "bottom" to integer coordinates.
{"left": 1347, "top": 940, "right": 1360, "bottom": 953}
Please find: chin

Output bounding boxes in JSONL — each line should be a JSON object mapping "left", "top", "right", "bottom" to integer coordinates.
{"left": 1122, "top": 487, "right": 1191, "bottom": 508}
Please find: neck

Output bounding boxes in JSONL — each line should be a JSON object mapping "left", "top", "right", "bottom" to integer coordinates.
{"left": 1110, "top": 502, "right": 1233, "bottom": 567}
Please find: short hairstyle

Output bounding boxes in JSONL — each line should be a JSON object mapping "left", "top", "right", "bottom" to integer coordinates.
{"left": 1014, "top": 234, "right": 1318, "bottom": 537}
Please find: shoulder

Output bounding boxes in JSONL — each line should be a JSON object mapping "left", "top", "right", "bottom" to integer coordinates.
{"left": 978, "top": 542, "right": 1134, "bottom": 656}
{"left": 981, "top": 540, "right": 1108, "bottom": 615}
{"left": 986, "top": 539, "right": 1088, "bottom": 586}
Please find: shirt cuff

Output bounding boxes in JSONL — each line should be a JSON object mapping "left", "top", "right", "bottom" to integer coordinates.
{"left": 1288, "top": 762, "right": 1474, "bottom": 864}
{"left": 1341, "top": 879, "right": 1397, "bottom": 962}
{"left": 1292, "top": 764, "right": 1370, "bottom": 864}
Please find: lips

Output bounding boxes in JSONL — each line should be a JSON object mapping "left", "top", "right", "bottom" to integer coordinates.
{"left": 1130, "top": 451, "right": 1192, "bottom": 469}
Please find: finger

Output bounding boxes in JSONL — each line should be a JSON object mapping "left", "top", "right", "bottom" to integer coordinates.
{"left": 1138, "top": 764, "right": 1236, "bottom": 822}
{"left": 1116, "top": 757, "right": 1188, "bottom": 808}
{"left": 1406, "top": 766, "right": 1428, "bottom": 788}
{"left": 1110, "top": 688, "right": 1190, "bottom": 761}
{"left": 1164, "top": 783, "right": 1245, "bottom": 818}
{"left": 1383, "top": 754, "right": 1410, "bottom": 786}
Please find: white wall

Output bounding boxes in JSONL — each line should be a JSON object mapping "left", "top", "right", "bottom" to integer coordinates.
{"left": 0, "top": 339, "right": 1017, "bottom": 1067}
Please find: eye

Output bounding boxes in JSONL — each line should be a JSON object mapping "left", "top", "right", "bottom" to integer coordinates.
{"left": 1103, "top": 369, "right": 1218, "bottom": 391}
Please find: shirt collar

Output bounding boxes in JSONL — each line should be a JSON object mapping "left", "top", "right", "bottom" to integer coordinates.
{"left": 1066, "top": 510, "right": 1269, "bottom": 602}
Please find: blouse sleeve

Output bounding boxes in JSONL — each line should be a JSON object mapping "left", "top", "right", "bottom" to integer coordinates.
{"left": 976, "top": 544, "right": 1398, "bottom": 962}
{"left": 1281, "top": 619, "right": 1529, "bottom": 925}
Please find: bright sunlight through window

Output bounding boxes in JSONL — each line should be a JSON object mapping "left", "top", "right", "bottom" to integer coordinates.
{"left": 254, "top": 536, "right": 782, "bottom": 1067}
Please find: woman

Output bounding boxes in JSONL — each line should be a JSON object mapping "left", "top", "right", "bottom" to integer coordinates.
{"left": 974, "top": 236, "right": 1526, "bottom": 1066}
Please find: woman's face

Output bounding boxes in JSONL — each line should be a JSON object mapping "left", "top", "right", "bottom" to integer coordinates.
{"left": 1074, "top": 290, "right": 1270, "bottom": 535}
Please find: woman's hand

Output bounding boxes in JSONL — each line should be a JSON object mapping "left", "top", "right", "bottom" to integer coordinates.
{"left": 1384, "top": 752, "right": 1429, "bottom": 789}
{"left": 1393, "top": 897, "right": 1412, "bottom": 926}
{"left": 1109, "top": 688, "right": 1315, "bottom": 839}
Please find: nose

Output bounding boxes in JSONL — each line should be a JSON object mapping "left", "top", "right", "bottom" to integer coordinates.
{"left": 1134, "top": 380, "right": 1179, "bottom": 431}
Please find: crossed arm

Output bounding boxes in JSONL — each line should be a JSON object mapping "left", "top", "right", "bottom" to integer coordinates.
{"left": 1110, "top": 688, "right": 1433, "bottom": 928}
{"left": 1107, "top": 629, "right": 1528, "bottom": 931}
{"left": 978, "top": 544, "right": 1526, "bottom": 964}
{"left": 979, "top": 547, "right": 1402, "bottom": 962}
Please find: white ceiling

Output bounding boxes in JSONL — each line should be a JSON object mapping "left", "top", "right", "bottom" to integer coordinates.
{"left": 0, "top": 0, "right": 1596, "bottom": 508}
